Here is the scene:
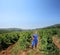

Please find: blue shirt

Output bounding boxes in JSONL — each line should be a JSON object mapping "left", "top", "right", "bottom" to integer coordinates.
{"left": 33, "top": 34, "right": 38, "bottom": 41}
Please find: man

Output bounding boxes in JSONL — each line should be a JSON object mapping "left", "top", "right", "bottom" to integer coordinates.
{"left": 32, "top": 31, "right": 38, "bottom": 49}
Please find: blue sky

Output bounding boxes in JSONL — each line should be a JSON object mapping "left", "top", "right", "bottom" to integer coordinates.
{"left": 0, "top": 0, "right": 60, "bottom": 29}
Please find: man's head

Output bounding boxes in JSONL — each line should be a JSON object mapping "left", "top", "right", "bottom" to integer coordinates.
{"left": 33, "top": 30, "right": 37, "bottom": 34}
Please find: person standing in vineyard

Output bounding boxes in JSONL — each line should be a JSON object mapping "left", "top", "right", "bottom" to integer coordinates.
{"left": 32, "top": 31, "right": 38, "bottom": 49}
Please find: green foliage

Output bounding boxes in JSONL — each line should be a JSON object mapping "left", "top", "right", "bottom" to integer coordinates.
{"left": 19, "top": 31, "right": 32, "bottom": 50}
{"left": 39, "top": 29, "right": 59, "bottom": 55}
{"left": 0, "top": 32, "right": 20, "bottom": 50}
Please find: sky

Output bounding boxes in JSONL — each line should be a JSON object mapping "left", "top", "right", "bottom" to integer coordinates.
{"left": 0, "top": 0, "right": 60, "bottom": 29}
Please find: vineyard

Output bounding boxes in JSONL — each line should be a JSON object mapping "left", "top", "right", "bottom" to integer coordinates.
{"left": 0, "top": 26, "right": 60, "bottom": 55}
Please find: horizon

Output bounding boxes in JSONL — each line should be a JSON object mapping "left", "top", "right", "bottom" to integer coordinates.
{"left": 0, "top": 24, "right": 60, "bottom": 30}
{"left": 0, "top": 0, "right": 60, "bottom": 29}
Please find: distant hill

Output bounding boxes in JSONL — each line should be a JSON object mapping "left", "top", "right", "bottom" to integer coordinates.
{"left": 0, "top": 24, "right": 60, "bottom": 33}
{"left": 7, "top": 28, "right": 22, "bottom": 31}
{"left": 0, "top": 28, "right": 22, "bottom": 34}
{"left": 44, "top": 24, "right": 60, "bottom": 29}
{"left": 0, "top": 28, "right": 22, "bottom": 31}
{"left": 35, "top": 24, "right": 60, "bottom": 30}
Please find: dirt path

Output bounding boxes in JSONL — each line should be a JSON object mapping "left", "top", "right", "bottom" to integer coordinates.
{"left": 53, "top": 37, "right": 60, "bottom": 49}
{"left": 53, "top": 36, "right": 60, "bottom": 55}
{"left": 0, "top": 43, "right": 17, "bottom": 55}
{"left": 16, "top": 51, "right": 27, "bottom": 55}
{"left": 16, "top": 48, "right": 32, "bottom": 55}
{"left": 16, "top": 49, "right": 42, "bottom": 55}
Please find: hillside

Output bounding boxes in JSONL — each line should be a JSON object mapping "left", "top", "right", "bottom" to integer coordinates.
{"left": 0, "top": 28, "right": 22, "bottom": 34}
{"left": 43, "top": 24, "right": 60, "bottom": 29}
{"left": 0, "top": 24, "right": 60, "bottom": 55}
